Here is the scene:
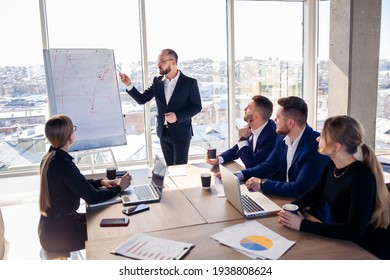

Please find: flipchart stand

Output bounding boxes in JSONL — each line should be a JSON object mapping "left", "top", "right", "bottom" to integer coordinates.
{"left": 72, "top": 148, "right": 118, "bottom": 174}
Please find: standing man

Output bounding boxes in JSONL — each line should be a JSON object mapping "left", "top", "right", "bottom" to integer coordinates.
{"left": 120, "top": 49, "right": 202, "bottom": 166}
{"left": 236, "top": 96, "right": 329, "bottom": 199}
{"left": 206, "top": 95, "right": 277, "bottom": 169}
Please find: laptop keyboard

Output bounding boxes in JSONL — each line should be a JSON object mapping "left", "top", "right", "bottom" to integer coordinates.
{"left": 242, "top": 195, "right": 264, "bottom": 213}
{"left": 134, "top": 185, "right": 156, "bottom": 200}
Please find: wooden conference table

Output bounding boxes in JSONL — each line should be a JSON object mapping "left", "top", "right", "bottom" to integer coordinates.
{"left": 85, "top": 162, "right": 378, "bottom": 260}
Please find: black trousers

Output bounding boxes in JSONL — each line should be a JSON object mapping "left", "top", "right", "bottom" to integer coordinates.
{"left": 160, "top": 127, "right": 191, "bottom": 166}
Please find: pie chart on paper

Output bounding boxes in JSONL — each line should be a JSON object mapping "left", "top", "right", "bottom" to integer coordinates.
{"left": 240, "top": 235, "right": 273, "bottom": 251}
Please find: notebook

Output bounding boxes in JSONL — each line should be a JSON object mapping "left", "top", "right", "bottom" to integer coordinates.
{"left": 121, "top": 154, "right": 167, "bottom": 206}
{"left": 219, "top": 165, "right": 281, "bottom": 218}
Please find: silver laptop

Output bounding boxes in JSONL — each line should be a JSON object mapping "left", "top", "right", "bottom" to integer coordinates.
{"left": 121, "top": 155, "right": 167, "bottom": 206}
{"left": 219, "top": 165, "right": 281, "bottom": 218}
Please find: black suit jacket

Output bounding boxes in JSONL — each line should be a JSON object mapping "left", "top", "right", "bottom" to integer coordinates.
{"left": 127, "top": 71, "right": 202, "bottom": 142}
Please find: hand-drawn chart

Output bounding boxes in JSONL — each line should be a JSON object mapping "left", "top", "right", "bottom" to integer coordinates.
{"left": 44, "top": 49, "right": 126, "bottom": 151}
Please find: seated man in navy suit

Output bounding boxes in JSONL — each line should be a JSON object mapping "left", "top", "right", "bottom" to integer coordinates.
{"left": 236, "top": 96, "right": 329, "bottom": 199}
{"left": 206, "top": 95, "right": 277, "bottom": 169}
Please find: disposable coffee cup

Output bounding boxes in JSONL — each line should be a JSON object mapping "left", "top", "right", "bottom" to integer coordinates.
{"left": 106, "top": 167, "right": 117, "bottom": 180}
{"left": 207, "top": 148, "right": 217, "bottom": 159}
{"left": 200, "top": 173, "right": 211, "bottom": 189}
{"left": 282, "top": 204, "right": 299, "bottom": 214}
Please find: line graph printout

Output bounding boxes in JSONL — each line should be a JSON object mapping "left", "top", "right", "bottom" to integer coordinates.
{"left": 43, "top": 49, "right": 126, "bottom": 151}
{"left": 111, "top": 233, "right": 195, "bottom": 260}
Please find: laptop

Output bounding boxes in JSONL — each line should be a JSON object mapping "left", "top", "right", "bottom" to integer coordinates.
{"left": 120, "top": 155, "right": 167, "bottom": 206}
{"left": 219, "top": 165, "right": 281, "bottom": 218}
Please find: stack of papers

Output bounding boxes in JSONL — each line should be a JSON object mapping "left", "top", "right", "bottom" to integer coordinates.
{"left": 167, "top": 166, "right": 187, "bottom": 177}
{"left": 210, "top": 220, "right": 295, "bottom": 259}
{"left": 111, "top": 233, "right": 195, "bottom": 260}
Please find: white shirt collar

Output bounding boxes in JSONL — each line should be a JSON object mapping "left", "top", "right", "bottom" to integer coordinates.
{"left": 283, "top": 125, "right": 306, "bottom": 148}
{"left": 162, "top": 70, "right": 180, "bottom": 83}
{"left": 252, "top": 121, "right": 268, "bottom": 138}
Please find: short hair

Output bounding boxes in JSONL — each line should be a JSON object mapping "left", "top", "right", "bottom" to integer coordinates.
{"left": 277, "top": 96, "right": 308, "bottom": 125}
{"left": 252, "top": 95, "right": 273, "bottom": 120}
{"left": 162, "top": 49, "right": 178, "bottom": 63}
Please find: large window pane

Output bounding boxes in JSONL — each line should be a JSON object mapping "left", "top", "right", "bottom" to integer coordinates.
{"left": 0, "top": 0, "right": 46, "bottom": 173}
{"left": 45, "top": 0, "right": 145, "bottom": 164}
{"left": 376, "top": 0, "right": 390, "bottom": 152}
{"left": 317, "top": 0, "right": 330, "bottom": 130}
{"left": 144, "top": 0, "right": 228, "bottom": 157}
{"left": 234, "top": 1, "right": 303, "bottom": 127}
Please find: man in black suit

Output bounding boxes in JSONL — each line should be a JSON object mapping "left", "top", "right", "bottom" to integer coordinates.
{"left": 119, "top": 49, "right": 202, "bottom": 166}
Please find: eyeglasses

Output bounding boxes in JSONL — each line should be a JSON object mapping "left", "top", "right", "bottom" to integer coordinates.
{"left": 156, "top": 59, "right": 173, "bottom": 65}
{"left": 73, "top": 125, "right": 77, "bottom": 132}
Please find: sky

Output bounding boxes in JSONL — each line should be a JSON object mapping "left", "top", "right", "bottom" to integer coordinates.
{"left": 0, "top": 0, "right": 389, "bottom": 67}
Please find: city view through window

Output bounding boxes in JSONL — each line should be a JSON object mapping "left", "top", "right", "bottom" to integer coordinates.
{"left": 0, "top": 0, "right": 389, "bottom": 174}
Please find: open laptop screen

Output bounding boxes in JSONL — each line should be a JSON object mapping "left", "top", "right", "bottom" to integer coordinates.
{"left": 151, "top": 155, "right": 167, "bottom": 187}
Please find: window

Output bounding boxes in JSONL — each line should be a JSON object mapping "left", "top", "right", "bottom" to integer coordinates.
{"left": 317, "top": 0, "right": 330, "bottom": 130}
{"left": 376, "top": 0, "right": 390, "bottom": 153}
{"left": 45, "top": 0, "right": 145, "bottom": 164}
{"left": 234, "top": 1, "right": 303, "bottom": 126}
{"left": 145, "top": 0, "right": 229, "bottom": 156}
{"left": 0, "top": 0, "right": 46, "bottom": 172}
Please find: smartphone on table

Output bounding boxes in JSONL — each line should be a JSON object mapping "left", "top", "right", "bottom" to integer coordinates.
{"left": 100, "top": 218, "right": 129, "bottom": 227}
{"left": 122, "top": 204, "right": 150, "bottom": 216}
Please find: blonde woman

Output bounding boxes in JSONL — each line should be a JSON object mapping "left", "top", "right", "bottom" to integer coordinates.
{"left": 278, "top": 115, "right": 390, "bottom": 259}
{"left": 38, "top": 115, "right": 131, "bottom": 253}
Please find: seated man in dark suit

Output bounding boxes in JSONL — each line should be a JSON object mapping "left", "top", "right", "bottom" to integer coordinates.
{"left": 236, "top": 96, "right": 329, "bottom": 199}
{"left": 206, "top": 95, "right": 277, "bottom": 169}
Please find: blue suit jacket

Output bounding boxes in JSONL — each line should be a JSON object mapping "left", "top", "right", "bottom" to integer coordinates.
{"left": 241, "top": 125, "right": 330, "bottom": 197}
{"left": 126, "top": 72, "right": 202, "bottom": 142}
{"left": 219, "top": 120, "right": 277, "bottom": 168}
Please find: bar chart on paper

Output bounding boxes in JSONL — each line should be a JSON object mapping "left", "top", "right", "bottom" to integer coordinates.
{"left": 111, "top": 233, "right": 194, "bottom": 260}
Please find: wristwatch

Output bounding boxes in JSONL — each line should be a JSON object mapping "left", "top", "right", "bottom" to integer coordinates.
{"left": 260, "top": 178, "right": 266, "bottom": 188}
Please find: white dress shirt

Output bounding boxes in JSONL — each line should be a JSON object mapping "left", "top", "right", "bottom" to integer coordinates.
{"left": 163, "top": 71, "right": 180, "bottom": 105}
{"left": 283, "top": 126, "right": 305, "bottom": 182}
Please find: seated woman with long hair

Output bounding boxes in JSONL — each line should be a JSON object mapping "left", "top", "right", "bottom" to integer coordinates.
{"left": 278, "top": 115, "right": 390, "bottom": 259}
{"left": 38, "top": 114, "right": 131, "bottom": 253}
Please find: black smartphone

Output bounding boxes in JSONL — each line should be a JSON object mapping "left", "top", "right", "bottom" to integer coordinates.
{"left": 100, "top": 218, "right": 129, "bottom": 227}
{"left": 122, "top": 204, "right": 150, "bottom": 216}
{"left": 116, "top": 170, "right": 127, "bottom": 177}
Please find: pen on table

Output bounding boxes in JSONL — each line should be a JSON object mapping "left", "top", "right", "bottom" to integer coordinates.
{"left": 172, "top": 245, "right": 194, "bottom": 260}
